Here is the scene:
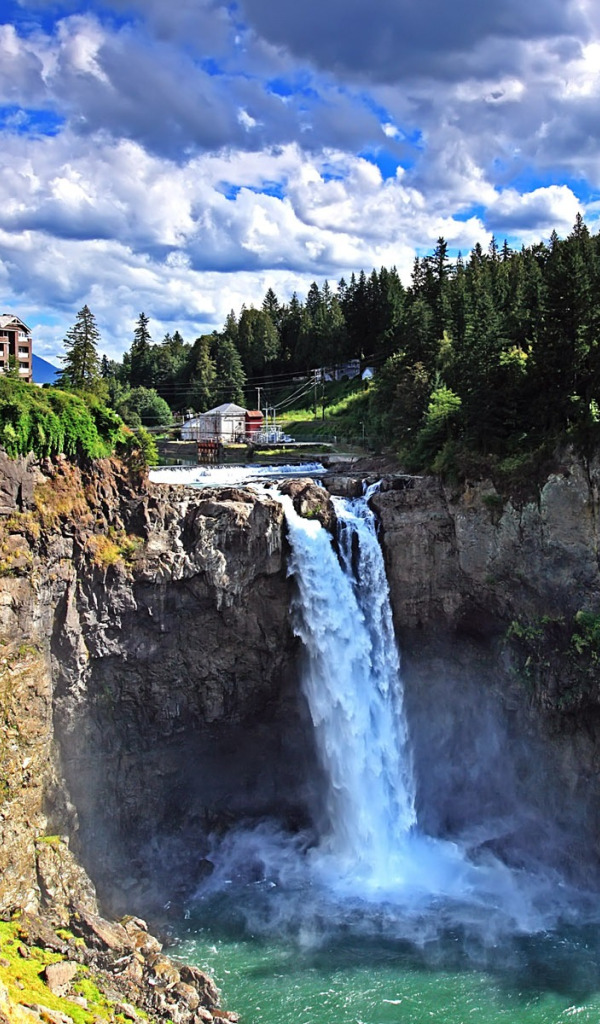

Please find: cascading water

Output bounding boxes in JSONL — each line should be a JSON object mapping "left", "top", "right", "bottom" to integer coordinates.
{"left": 197, "top": 487, "right": 558, "bottom": 933}
{"left": 281, "top": 490, "right": 416, "bottom": 888}
{"left": 276, "top": 490, "right": 557, "bottom": 925}
{"left": 179, "top": 486, "right": 600, "bottom": 1023}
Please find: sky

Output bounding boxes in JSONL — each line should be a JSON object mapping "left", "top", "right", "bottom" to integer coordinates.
{"left": 2, "top": 0, "right": 600, "bottom": 364}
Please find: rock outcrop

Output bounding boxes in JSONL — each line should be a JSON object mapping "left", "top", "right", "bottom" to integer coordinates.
{"left": 370, "top": 453, "right": 600, "bottom": 882}
{"left": 5, "top": 443, "right": 600, "bottom": 959}
{"left": 278, "top": 478, "right": 336, "bottom": 531}
{"left": 0, "top": 905, "right": 238, "bottom": 1024}
{"left": 0, "top": 453, "right": 319, "bottom": 924}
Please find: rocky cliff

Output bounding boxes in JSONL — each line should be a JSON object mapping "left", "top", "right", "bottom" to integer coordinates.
{"left": 368, "top": 453, "right": 600, "bottom": 882}
{"left": 0, "top": 453, "right": 321, "bottom": 924}
{"left": 3, "top": 446, "right": 600, "bottom": 938}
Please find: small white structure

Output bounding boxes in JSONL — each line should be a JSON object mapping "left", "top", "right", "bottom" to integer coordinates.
{"left": 181, "top": 402, "right": 247, "bottom": 442}
{"left": 313, "top": 359, "right": 361, "bottom": 383}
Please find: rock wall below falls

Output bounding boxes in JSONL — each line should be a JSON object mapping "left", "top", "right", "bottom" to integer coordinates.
{"left": 0, "top": 453, "right": 320, "bottom": 920}
{"left": 5, "top": 448, "right": 600, "bottom": 921}
{"left": 369, "top": 453, "right": 600, "bottom": 882}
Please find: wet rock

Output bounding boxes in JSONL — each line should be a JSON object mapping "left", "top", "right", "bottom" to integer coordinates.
{"left": 194, "top": 1008, "right": 214, "bottom": 1023}
{"left": 322, "top": 474, "right": 364, "bottom": 498}
{"left": 121, "top": 918, "right": 162, "bottom": 957}
{"left": 145, "top": 952, "right": 181, "bottom": 988}
{"left": 278, "top": 478, "right": 337, "bottom": 531}
{"left": 172, "top": 982, "right": 200, "bottom": 1012}
{"left": 179, "top": 965, "right": 220, "bottom": 1008}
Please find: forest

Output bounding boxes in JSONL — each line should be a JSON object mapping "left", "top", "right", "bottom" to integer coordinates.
{"left": 4, "top": 214, "right": 600, "bottom": 478}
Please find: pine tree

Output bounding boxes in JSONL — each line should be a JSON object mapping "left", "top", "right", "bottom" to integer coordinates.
{"left": 130, "top": 312, "right": 153, "bottom": 388}
{"left": 280, "top": 293, "right": 303, "bottom": 369}
{"left": 212, "top": 332, "right": 246, "bottom": 405}
{"left": 262, "top": 288, "right": 281, "bottom": 331}
{"left": 57, "top": 305, "right": 102, "bottom": 392}
{"left": 188, "top": 336, "right": 217, "bottom": 411}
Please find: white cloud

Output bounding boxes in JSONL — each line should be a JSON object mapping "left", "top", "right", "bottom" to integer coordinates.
{"left": 55, "top": 15, "right": 109, "bottom": 82}
{"left": 2, "top": 0, "right": 600, "bottom": 372}
{"left": 486, "top": 185, "right": 581, "bottom": 238}
{"left": 0, "top": 127, "right": 493, "bottom": 360}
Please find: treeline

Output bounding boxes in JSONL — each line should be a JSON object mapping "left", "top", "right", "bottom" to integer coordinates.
{"left": 369, "top": 215, "right": 600, "bottom": 473}
{"left": 54, "top": 213, "right": 600, "bottom": 473}
{"left": 98, "top": 271, "right": 408, "bottom": 417}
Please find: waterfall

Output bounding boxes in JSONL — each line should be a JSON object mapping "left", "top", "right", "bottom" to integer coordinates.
{"left": 278, "top": 490, "right": 547, "bottom": 929}
{"left": 197, "top": 485, "right": 554, "bottom": 941}
{"left": 281, "top": 491, "right": 418, "bottom": 891}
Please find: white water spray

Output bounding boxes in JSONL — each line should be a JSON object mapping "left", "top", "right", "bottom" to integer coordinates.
{"left": 198, "top": 487, "right": 570, "bottom": 940}
{"left": 278, "top": 490, "right": 555, "bottom": 927}
{"left": 281, "top": 492, "right": 416, "bottom": 887}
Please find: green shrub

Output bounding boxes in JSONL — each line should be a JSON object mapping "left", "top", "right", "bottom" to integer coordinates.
{"left": 116, "top": 426, "right": 158, "bottom": 473}
{"left": 0, "top": 379, "right": 126, "bottom": 459}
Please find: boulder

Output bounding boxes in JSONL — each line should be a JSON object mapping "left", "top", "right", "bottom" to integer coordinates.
{"left": 43, "top": 962, "right": 78, "bottom": 996}
{"left": 70, "top": 907, "right": 129, "bottom": 952}
{"left": 278, "top": 478, "right": 336, "bottom": 531}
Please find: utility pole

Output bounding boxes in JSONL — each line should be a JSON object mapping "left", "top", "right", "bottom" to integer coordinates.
{"left": 313, "top": 370, "right": 318, "bottom": 418}
{"left": 256, "top": 386, "right": 261, "bottom": 413}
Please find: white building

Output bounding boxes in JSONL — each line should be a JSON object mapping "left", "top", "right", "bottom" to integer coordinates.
{"left": 181, "top": 403, "right": 247, "bottom": 442}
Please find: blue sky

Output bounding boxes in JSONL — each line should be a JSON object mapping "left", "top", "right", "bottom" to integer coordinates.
{"left": 1, "top": 0, "right": 599, "bottom": 362}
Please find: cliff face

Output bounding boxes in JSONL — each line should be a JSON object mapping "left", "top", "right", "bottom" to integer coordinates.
{"left": 4, "top": 449, "right": 600, "bottom": 924}
{"left": 370, "top": 454, "right": 600, "bottom": 881}
{"left": 0, "top": 454, "right": 318, "bottom": 919}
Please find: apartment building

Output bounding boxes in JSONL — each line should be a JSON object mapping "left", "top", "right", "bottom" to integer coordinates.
{"left": 0, "top": 314, "right": 33, "bottom": 382}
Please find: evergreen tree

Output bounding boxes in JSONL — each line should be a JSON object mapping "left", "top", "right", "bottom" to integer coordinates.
{"left": 57, "top": 305, "right": 103, "bottom": 393}
{"left": 130, "top": 312, "right": 153, "bottom": 388}
{"left": 279, "top": 293, "right": 303, "bottom": 369}
{"left": 186, "top": 335, "right": 217, "bottom": 411}
{"left": 211, "top": 332, "right": 246, "bottom": 405}
{"left": 262, "top": 288, "right": 282, "bottom": 332}
{"left": 237, "top": 307, "right": 280, "bottom": 374}
{"left": 153, "top": 330, "right": 189, "bottom": 406}
{"left": 344, "top": 270, "right": 370, "bottom": 359}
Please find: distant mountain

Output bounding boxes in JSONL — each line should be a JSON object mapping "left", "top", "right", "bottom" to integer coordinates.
{"left": 32, "top": 353, "right": 60, "bottom": 385}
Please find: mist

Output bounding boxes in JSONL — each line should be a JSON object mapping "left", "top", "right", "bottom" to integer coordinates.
{"left": 188, "top": 490, "right": 600, "bottom": 964}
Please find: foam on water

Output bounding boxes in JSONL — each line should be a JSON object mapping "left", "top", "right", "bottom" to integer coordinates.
{"left": 149, "top": 463, "right": 324, "bottom": 487}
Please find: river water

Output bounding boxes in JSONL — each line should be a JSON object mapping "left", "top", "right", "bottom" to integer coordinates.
{"left": 169, "top": 486, "right": 600, "bottom": 1022}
